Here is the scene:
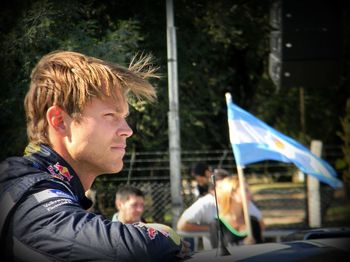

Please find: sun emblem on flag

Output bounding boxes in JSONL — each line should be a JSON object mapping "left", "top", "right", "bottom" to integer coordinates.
{"left": 273, "top": 137, "right": 285, "bottom": 149}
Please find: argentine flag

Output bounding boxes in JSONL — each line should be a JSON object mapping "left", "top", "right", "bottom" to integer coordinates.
{"left": 226, "top": 93, "right": 343, "bottom": 189}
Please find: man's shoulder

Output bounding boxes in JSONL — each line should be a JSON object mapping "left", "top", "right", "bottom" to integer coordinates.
{"left": 0, "top": 155, "right": 67, "bottom": 218}
{"left": 0, "top": 155, "right": 52, "bottom": 198}
{"left": 0, "top": 155, "right": 46, "bottom": 180}
{"left": 185, "top": 193, "right": 215, "bottom": 212}
{"left": 196, "top": 193, "right": 215, "bottom": 205}
{"left": 0, "top": 155, "right": 31, "bottom": 171}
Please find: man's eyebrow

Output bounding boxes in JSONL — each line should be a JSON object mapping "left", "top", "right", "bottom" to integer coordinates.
{"left": 109, "top": 106, "right": 129, "bottom": 117}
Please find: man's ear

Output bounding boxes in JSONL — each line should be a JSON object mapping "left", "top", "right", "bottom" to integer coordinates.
{"left": 47, "top": 106, "right": 67, "bottom": 134}
{"left": 116, "top": 199, "right": 123, "bottom": 210}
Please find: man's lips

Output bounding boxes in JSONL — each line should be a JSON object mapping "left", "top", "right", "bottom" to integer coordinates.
{"left": 111, "top": 145, "right": 126, "bottom": 151}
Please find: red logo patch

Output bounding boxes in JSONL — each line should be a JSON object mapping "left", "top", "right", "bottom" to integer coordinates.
{"left": 54, "top": 163, "right": 73, "bottom": 181}
{"left": 47, "top": 162, "right": 73, "bottom": 182}
{"left": 147, "top": 227, "right": 158, "bottom": 240}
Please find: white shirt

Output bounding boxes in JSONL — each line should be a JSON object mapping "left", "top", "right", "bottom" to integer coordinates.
{"left": 111, "top": 212, "right": 119, "bottom": 222}
{"left": 181, "top": 193, "right": 217, "bottom": 225}
{"left": 180, "top": 193, "right": 262, "bottom": 250}
{"left": 181, "top": 193, "right": 262, "bottom": 225}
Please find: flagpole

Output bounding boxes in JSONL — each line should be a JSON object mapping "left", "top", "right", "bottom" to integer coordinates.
{"left": 226, "top": 93, "right": 253, "bottom": 241}
{"left": 236, "top": 165, "right": 253, "bottom": 241}
{"left": 225, "top": 91, "right": 342, "bottom": 243}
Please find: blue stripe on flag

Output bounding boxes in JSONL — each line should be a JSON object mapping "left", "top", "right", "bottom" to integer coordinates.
{"left": 225, "top": 93, "right": 343, "bottom": 189}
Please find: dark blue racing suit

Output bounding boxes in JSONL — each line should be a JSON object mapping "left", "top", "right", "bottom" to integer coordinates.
{"left": 0, "top": 144, "right": 182, "bottom": 261}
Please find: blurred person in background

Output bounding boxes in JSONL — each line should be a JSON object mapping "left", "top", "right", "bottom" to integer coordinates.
{"left": 209, "top": 176, "right": 263, "bottom": 248}
{"left": 177, "top": 169, "right": 264, "bottom": 249}
{"left": 191, "top": 162, "right": 212, "bottom": 197}
{"left": 177, "top": 168, "right": 230, "bottom": 249}
{"left": 85, "top": 188, "right": 102, "bottom": 215}
{"left": 112, "top": 185, "right": 147, "bottom": 224}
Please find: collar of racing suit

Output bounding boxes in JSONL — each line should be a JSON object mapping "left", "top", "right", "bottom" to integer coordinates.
{"left": 24, "top": 143, "right": 92, "bottom": 210}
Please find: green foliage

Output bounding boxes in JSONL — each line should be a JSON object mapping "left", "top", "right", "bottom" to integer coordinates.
{"left": 0, "top": 0, "right": 145, "bottom": 160}
{"left": 336, "top": 99, "right": 350, "bottom": 187}
{"left": 0, "top": 0, "right": 349, "bottom": 173}
{"left": 167, "top": 0, "right": 274, "bottom": 151}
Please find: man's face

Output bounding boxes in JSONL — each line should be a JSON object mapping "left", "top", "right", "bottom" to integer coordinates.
{"left": 194, "top": 175, "right": 209, "bottom": 186}
{"left": 63, "top": 97, "right": 132, "bottom": 176}
{"left": 118, "top": 195, "right": 145, "bottom": 224}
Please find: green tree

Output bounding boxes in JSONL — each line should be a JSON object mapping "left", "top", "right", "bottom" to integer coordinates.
{"left": 1, "top": 0, "right": 349, "bottom": 179}
{"left": 336, "top": 98, "right": 350, "bottom": 193}
{"left": 0, "top": 0, "right": 146, "bottom": 160}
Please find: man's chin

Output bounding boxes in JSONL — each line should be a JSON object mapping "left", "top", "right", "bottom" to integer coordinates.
{"left": 103, "top": 164, "right": 123, "bottom": 174}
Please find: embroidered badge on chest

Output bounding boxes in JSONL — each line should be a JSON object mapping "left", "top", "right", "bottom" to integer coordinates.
{"left": 33, "top": 189, "right": 75, "bottom": 211}
{"left": 47, "top": 162, "right": 73, "bottom": 182}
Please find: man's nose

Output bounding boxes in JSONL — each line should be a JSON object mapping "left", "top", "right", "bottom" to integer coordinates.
{"left": 118, "top": 119, "right": 133, "bottom": 137}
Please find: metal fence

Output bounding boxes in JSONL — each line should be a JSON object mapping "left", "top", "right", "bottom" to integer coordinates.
{"left": 92, "top": 147, "right": 344, "bottom": 229}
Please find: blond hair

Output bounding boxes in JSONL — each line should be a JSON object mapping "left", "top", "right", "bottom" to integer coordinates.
{"left": 24, "top": 50, "right": 158, "bottom": 145}
{"left": 217, "top": 176, "right": 240, "bottom": 216}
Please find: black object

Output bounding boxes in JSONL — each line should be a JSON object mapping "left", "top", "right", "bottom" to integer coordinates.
{"left": 283, "top": 227, "right": 350, "bottom": 241}
{"left": 209, "top": 216, "right": 262, "bottom": 248}
{"left": 268, "top": 0, "right": 343, "bottom": 88}
{"left": 190, "top": 233, "right": 350, "bottom": 262}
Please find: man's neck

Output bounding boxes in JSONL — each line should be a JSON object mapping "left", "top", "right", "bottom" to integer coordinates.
{"left": 51, "top": 144, "right": 96, "bottom": 191}
{"left": 118, "top": 213, "right": 138, "bottom": 224}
